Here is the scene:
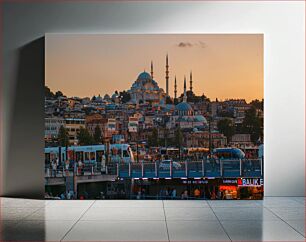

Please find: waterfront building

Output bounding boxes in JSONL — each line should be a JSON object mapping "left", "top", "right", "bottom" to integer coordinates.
{"left": 63, "top": 111, "right": 85, "bottom": 119}
{"left": 104, "top": 118, "right": 118, "bottom": 141}
{"left": 222, "top": 99, "right": 251, "bottom": 123}
{"left": 128, "top": 116, "right": 139, "bottom": 133}
{"left": 230, "top": 134, "right": 253, "bottom": 147}
{"left": 184, "top": 130, "right": 227, "bottom": 148}
{"left": 85, "top": 113, "right": 106, "bottom": 137}
{"left": 85, "top": 113, "right": 120, "bottom": 143}
{"left": 64, "top": 118, "right": 85, "bottom": 145}
{"left": 44, "top": 116, "right": 65, "bottom": 141}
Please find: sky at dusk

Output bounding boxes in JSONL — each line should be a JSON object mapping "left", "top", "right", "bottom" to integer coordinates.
{"left": 46, "top": 34, "right": 263, "bottom": 102}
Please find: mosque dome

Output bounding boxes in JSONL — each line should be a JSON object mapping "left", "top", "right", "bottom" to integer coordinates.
{"left": 175, "top": 102, "right": 193, "bottom": 112}
{"left": 137, "top": 71, "right": 152, "bottom": 80}
{"left": 127, "top": 60, "right": 168, "bottom": 105}
{"left": 175, "top": 101, "right": 193, "bottom": 116}
{"left": 96, "top": 95, "right": 103, "bottom": 101}
{"left": 130, "top": 71, "right": 160, "bottom": 91}
{"left": 112, "top": 93, "right": 119, "bottom": 99}
{"left": 194, "top": 115, "right": 208, "bottom": 125}
{"left": 104, "top": 94, "right": 110, "bottom": 100}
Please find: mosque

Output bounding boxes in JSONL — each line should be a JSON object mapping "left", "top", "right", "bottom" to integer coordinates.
{"left": 170, "top": 75, "right": 208, "bottom": 130}
{"left": 127, "top": 54, "right": 207, "bottom": 129}
{"left": 128, "top": 71, "right": 167, "bottom": 105}
{"left": 128, "top": 55, "right": 170, "bottom": 105}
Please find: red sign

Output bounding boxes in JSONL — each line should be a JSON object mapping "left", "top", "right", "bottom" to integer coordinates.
{"left": 238, "top": 178, "right": 263, "bottom": 187}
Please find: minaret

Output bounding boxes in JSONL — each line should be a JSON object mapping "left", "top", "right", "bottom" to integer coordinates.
{"left": 183, "top": 76, "right": 187, "bottom": 102}
{"left": 165, "top": 54, "right": 169, "bottom": 96}
{"left": 174, "top": 76, "right": 177, "bottom": 99}
{"left": 151, "top": 61, "right": 154, "bottom": 79}
{"left": 190, "top": 71, "right": 193, "bottom": 92}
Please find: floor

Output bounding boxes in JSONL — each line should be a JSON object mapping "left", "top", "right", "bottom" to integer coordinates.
{"left": 0, "top": 197, "right": 304, "bottom": 241}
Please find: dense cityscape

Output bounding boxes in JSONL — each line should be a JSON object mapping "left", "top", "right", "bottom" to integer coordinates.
{"left": 45, "top": 55, "right": 264, "bottom": 200}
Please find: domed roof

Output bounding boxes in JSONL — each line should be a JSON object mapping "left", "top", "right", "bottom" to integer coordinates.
{"left": 194, "top": 115, "right": 207, "bottom": 123}
{"left": 175, "top": 101, "right": 193, "bottom": 112}
{"left": 137, "top": 71, "right": 152, "bottom": 80}
{"left": 112, "top": 93, "right": 119, "bottom": 99}
{"left": 130, "top": 71, "right": 160, "bottom": 91}
{"left": 104, "top": 94, "right": 110, "bottom": 100}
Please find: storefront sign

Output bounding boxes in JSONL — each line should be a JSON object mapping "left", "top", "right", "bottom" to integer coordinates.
{"left": 222, "top": 179, "right": 237, "bottom": 184}
{"left": 182, "top": 180, "right": 208, "bottom": 184}
{"left": 238, "top": 178, "right": 263, "bottom": 187}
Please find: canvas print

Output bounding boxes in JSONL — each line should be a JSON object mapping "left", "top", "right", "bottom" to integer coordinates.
{"left": 45, "top": 34, "right": 264, "bottom": 200}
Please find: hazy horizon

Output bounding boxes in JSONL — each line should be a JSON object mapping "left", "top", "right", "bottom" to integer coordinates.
{"left": 45, "top": 34, "right": 263, "bottom": 102}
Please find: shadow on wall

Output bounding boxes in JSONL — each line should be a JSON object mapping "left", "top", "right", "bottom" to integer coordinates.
{"left": 0, "top": 217, "right": 46, "bottom": 241}
{"left": 4, "top": 37, "right": 45, "bottom": 199}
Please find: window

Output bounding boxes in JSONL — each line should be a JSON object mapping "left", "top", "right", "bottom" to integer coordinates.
{"left": 123, "top": 150, "right": 129, "bottom": 158}
{"left": 90, "top": 152, "right": 95, "bottom": 161}
{"left": 75, "top": 151, "right": 84, "bottom": 161}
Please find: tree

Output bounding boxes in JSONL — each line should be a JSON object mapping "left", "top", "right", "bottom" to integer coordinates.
{"left": 55, "top": 91, "right": 64, "bottom": 98}
{"left": 201, "top": 93, "right": 210, "bottom": 103}
{"left": 217, "top": 118, "right": 235, "bottom": 142}
{"left": 165, "top": 96, "right": 173, "bottom": 104}
{"left": 58, "top": 125, "right": 69, "bottom": 147}
{"left": 179, "top": 90, "right": 207, "bottom": 103}
{"left": 174, "top": 126, "right": 184, "bottom": 148}
{"left": 250, "top": 99, "right": 264, "bottom": 111}
{"left": 83, "top": 107, "right": 95, "bottom": 115}
{"left": 45, "top": 86, "right": 54, "bottom": 98}
{"left": 148, "top": 128, "right": 159, "bottom": 147}
{"left": 242, "top": 107, "right": 263, "bottom": 143}
{"left": 77, "top": 127, "right": 94, "bottom": 146}
{"left": 119, "top": 90, "right": 131, "bottom": 103}
{"left": 218, "top": 110, "right": 234, "bottom": 118}
{"left": 93, "top": 125, "right": 102, "bottom": 144}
